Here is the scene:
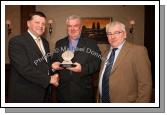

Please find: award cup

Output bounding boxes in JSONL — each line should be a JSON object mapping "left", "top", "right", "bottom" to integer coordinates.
{"left": 60, "top": 50, "right": 76, "bottom": 68}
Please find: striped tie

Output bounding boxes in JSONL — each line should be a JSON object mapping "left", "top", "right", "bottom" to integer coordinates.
{"left": 102, "top": 48, "right": 117, "bottom": 103}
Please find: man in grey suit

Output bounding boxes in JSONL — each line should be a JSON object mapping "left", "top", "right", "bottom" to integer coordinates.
{"left": 8, "top": 11, "right": 59, "bottom": 103}
{"left": 52, "top": 15, "right": 101, "bottom": 102}
{"left": 97, "top": 21, "right": 152, "bottom": 103}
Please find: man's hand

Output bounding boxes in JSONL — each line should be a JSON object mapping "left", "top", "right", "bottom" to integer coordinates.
{"left": 50, "top": 74, "right": 59, "bottom": 87}
{"left": 52, "top": 62, "right": 63, "bottom": 70}
{"left": 66, "top": 62, "right": 82, "bottom": 72}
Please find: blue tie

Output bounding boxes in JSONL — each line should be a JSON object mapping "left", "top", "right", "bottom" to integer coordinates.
{"left": 102, "top": 48, "right": 118, "bottom": 103}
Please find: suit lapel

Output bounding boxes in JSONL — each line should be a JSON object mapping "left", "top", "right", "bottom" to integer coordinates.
{"left": 25, "top": 32, "right": 40, "bottom": 56}
{"left": 41, "top": 38, "right": 50, "bottom": 63}
{"left": 26, "top": 32, "right": 48, "bottom": 63}
{"left": 72, "top": 37, "right": 86, "bottom": 61}
{"left": 42, "top": 38, "right": 49, "bottom": 54}
{"left": 111, "top": 42, "right": 131, "bottom": 73}
{"left": 99, "top": 42, "right": 131, "bottom": 77}
{"left": 98, "top": 51, "right": 109, "bottom": 77}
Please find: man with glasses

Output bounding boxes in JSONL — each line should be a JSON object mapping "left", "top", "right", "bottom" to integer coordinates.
{"left": 97, "top": 21, "right": 152, "bottom": 103}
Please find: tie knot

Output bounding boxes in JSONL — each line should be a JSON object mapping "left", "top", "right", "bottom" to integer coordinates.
{"left": 112, "top": 48, "right": 118, "bottom": 52}
{"left": 36, "top": 38, "right": 41, "bottom": 41}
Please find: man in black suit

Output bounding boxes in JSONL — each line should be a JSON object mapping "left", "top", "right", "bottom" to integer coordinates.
{"left": 8, "top": 11, "right": 59, "bottom": 103}
{"left": 52, "top": 15, "right": 101, "bottom": 102}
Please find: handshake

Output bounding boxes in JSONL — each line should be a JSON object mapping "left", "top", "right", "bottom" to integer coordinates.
{"left": 49, "top": 61, "right": 82, "bottom": 87}
{"left": 49, "top": 74, "right": 59, "bottom": 87}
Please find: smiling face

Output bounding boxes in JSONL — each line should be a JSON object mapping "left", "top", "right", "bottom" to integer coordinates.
{"left": 106, "top": 23, "right": 126, "bottom": 48}
{"left": 66, "top": 18, "right": 82, "bottom": 40}
{"left": 27, "top": 15, "right": 46, "bottom": 38}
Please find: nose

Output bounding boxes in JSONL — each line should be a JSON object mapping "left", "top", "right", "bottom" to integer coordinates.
{"left": 39, "top": 23, "right": 45, "bottom": 28}
{"left": 108, "top": 34, "right": 115, "bottom": 39}
{"left": 70, "top": 26, "right": 76, "bottom": 30}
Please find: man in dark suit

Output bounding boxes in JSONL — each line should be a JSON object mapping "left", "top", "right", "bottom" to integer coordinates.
{"left": 97, "top": 21, "right": 152, "bottom": 103}
{"left": 52, "top": 15, "right": 101, "bottom": 103}
{"left": 8, "top": 11, "right": 59, "bottom": 103}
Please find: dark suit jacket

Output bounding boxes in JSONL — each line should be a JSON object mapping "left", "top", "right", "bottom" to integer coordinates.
{"left": 8, "top": 32, "right": 51, "bottom": 103}
{"left": 97, "top": 41, "right": 152, "bottom": 103}
{"left": 52, "top": 36, "right": 101, "bottom": 103}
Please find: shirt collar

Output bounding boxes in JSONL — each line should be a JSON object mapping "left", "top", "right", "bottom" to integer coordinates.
{"left": 28, "top": 29, "right": 41, "bottom": 40}
{"left": 110, "top": 40, "right": 126, "bottom": 51}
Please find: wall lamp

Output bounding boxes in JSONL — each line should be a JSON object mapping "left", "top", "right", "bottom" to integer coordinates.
{"left": 6, "top": 20, "right": 12, "bottom": 35}
{"left": 129, "top": 20, "right": 135, "bottom": 34}
{"left": 48, "top": 19, "right": 54, "bottom": 35}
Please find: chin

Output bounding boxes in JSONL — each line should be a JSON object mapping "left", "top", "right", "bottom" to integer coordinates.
{"left": 71, "top": 36, "right": 78, "bottom": 39}
{"left": 110, "top": 43, "right": 118, "bottom": 48}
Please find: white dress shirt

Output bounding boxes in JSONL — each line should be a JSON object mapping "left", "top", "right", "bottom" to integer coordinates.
{"left": 28, "top": 30, "right": 46, "bottom": 56}
{"left": 98, "top": 40, "right": 126, "bottom": 97}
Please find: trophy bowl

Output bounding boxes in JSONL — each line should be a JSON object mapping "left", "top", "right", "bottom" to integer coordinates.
{"left": 60, "top": 50, "right": 76, "bottom": 68}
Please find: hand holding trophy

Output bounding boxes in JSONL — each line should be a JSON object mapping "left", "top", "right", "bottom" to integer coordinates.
{"left": 60, "top": 50, "right": 76, "bottom": 68}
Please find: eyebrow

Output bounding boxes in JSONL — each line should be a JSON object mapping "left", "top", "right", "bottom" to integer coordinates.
{"left": 107, "top": 31, "right": 123, "bottom": 33}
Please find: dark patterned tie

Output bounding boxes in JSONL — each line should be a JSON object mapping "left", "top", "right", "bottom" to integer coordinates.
{"left": 102, "top": 48, "right": 118, "bottom": 103}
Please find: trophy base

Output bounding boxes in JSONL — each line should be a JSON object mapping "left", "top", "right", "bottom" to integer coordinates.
{"left": 60, "top": 64, "right": 76, "bottom": 68}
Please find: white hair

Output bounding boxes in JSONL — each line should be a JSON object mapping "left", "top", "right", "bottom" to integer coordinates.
{"left": 106, "top": 21, "right": 126, "bottom": 33}
{"left": 66, "top": 15, "right": 82, "bottom": 25}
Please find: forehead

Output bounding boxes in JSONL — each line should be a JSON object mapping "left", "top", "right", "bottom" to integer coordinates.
{"left": 108, "top": 24, "right": 122, "bottom": 32}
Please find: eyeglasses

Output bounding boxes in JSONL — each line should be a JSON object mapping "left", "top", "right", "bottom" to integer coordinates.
{"left": 106, "top": 31, "right": 123, "bottom": 36}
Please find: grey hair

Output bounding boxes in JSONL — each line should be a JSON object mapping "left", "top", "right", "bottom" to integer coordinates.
{"left": 106, "top": 21, "right": 126, "bottom": 33}
{"left": 66, "top": 15, "right": 82, "bottom": 25}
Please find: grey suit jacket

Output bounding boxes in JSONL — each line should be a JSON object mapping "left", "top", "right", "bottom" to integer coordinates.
{"left": 97, "top": 41, "right": 152, "bottom": 103}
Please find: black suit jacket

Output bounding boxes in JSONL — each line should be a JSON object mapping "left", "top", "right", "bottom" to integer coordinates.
{"left": 52, "top": 36, "right": 101, "bottom": 102}
{"left": 8, "top": 32, "right": 51, "bottom": 103}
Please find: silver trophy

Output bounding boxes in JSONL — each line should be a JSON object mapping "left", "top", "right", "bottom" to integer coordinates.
{"left": 60, "top": 50, "right": 76, "bottom": 68}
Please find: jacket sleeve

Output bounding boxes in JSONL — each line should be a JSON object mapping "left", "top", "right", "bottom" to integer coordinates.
{"left": 134, "top": 46, "right": 152, "bottom": 102}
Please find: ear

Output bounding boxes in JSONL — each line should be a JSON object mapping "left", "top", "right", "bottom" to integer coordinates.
{"left": 124, "top": 31, "right": 127, "bottom": 38}
{"left": 27, "top": 21, "right": 30, "bottom": 28}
